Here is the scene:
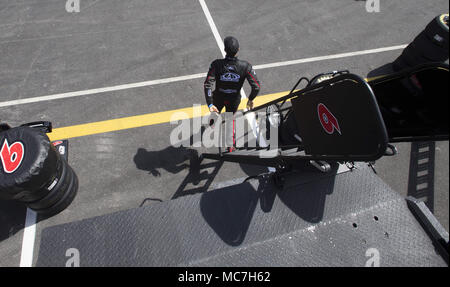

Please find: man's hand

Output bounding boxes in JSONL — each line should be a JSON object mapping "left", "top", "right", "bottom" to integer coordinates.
{"left": 209, "top": 105, "right": 219, "bottom": 113}
{"left": 246, "top": 100, "right": 254, "bottom": 110}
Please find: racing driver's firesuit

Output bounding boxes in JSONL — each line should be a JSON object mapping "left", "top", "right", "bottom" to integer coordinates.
{"left": 203, "top": 36, "right": 261, "bottom": 151}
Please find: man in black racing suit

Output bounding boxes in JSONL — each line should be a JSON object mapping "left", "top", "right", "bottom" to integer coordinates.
{"left": 204, "top": 36, "right": 261, "bottom": 151}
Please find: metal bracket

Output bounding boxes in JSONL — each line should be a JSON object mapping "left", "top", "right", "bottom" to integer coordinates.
{"left": 21, "top": 121, "right": 53, "bottom": 133}
{"left": 309, "top": 160, "right": 331, "bottom": 173}
{"left": 368, "top": 161, "right": 377, "bottom": 174}
{"left": 384, "top": 144, "right": 398, "bottom": 156}
{"left": 406, "top": 196, "right": 448, "bottom": 264}
{"left": 345, "top": 161, "right": 356, "bottom": 171}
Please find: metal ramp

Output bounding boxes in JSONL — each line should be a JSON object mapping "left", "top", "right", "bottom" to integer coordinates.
{"left": 35, "top": 164, "right": 447, "bottom": 267}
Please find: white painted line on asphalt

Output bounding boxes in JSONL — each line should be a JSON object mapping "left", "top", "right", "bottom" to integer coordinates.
{"left": 0, "top": 45, "right": 407, "bottom": 108}
{"left": 19, "top": 208, "right": 37, "bottom": 267}
{"left": 253, "top": 45, "right": 408, "bottom": 70}
{"left": 0, "top": 72, "right": 207, "bottom": 108}
{"left": 198, "top": 0, "right": 225, "bottom": 57}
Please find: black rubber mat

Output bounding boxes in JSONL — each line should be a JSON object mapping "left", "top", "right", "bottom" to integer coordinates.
{"left": 36, "top": 164, "right": 446, "bottom": 266}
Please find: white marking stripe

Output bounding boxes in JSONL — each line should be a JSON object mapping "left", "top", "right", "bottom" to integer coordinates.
{"left": 19, "top": 208, "right": 37, "bottom": 267}
{"left": 0, "top": 73, "right": 207, "bottom": 108}
{"left": 0, "top": 45, "right": 406, "bottom": 108}
{"left": 198, "top": 0, "right": 225, "bottom": 57}
{"left": 253, "top": 45, "right": 408, "bottom": 70}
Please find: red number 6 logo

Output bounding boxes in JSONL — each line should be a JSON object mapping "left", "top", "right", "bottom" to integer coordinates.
{"left": 1, "top": 139, "right": 25, "bottom": 174}
{"left": 317, "top": 103, "right": 341, "bottom": 135}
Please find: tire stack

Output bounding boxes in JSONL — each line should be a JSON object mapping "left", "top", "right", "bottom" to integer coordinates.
{"left": 393, "top": 14, "right": 449, "bottom": 71}
{"left": 0, "top": 126, "right": 78, "bottom": 217}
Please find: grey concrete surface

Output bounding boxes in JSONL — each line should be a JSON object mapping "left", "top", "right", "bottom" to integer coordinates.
{"left": 207, "top": 0, "right": 447, "bottom": 65}
{"left": 0, "top": 0, "right": 220, "bottom": 103}
{"left": 0, "top": 0, "right": 448, "bottom": 266}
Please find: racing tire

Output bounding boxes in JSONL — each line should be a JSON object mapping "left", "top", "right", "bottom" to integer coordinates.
{"left": 34, "top": 166, "right": 78, "bottom": 217}
{"left": 393, "top": 14, "right": 449, "bottom": 71}
{"left": 411, "top": 31, "right": 448, "bottom": 62}
{"left": 424, "top": 14, "right": 449, "bottom": 50}
{"left": 0, "top": 127, "right": 60, "bottom": 200}
{"left": 0, "top": 126, "right": 78, "bottom": 216}
{"left": 310, "top": 74, "right": 335, "bottom": 86}
{"left": 18, "top": 157, "right": 64, "bottom": 203}
{"left": 26, "top": 158, "right": 72, "bottom": 210}
{"left": 399, "top": 34, "right": 447, "bottom": 67}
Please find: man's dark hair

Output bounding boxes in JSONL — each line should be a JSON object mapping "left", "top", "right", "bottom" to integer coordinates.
{"left": 224, "top": 36, "right": 239, "bottom": 57}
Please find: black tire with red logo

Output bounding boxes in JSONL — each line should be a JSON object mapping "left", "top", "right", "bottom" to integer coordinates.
{"left": 0, "top": 126, "right": 77, "bottom": 217}
{"left": 0, "top": 126, "right": 60, "bottom": 199}
{"left": 25, "top": 157, "right": 70, "bottom": 210}
{"left": 17, "top": 163, "right": 62, "bottom": 203}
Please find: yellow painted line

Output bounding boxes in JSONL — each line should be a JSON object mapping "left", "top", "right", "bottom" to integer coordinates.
{"left": 365, "top": 75, "right": 384, "bottom": 82}
{"left": 48, "top": 91, "right": 290, "bottom": 141}
{"left": 47, "top": 75, "right": 393, "bottom": 141}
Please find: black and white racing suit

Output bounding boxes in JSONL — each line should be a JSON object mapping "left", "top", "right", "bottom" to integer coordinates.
{"left": 204, "top": 56, "right": 260, "bottom": 113}
{"left": 203, "top": 56, "right": 261, "bottom": 147}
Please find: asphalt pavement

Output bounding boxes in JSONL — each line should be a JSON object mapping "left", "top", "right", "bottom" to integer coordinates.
{"left": 0, "top": 0, "right": 448, "bottom": 266}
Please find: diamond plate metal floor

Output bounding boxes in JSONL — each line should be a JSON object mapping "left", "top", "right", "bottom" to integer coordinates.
{"left": 35, "top": 164, "right": 446, "bottom": 267}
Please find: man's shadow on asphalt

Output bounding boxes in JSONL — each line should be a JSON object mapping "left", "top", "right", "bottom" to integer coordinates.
{"left": 133, "top": 144, "right": 268, "bottom": 205}
{"left": 133, "top": 144, "right": 213, "bottom": 203}
{"left": 133, "top": 124, "right": 268, "bottom": 204}
{"left": 134, "top": 146, "right": 192, "bottom": 178}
